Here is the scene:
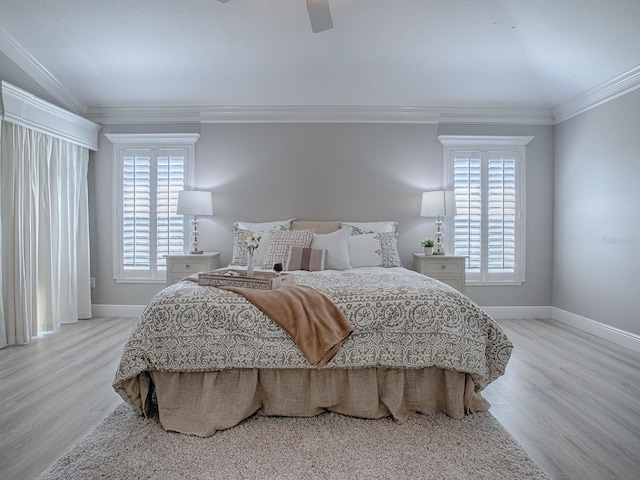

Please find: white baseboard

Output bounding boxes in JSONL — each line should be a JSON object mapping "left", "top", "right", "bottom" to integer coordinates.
{"left": 91, "top": 304, "right": 145, "bottom": 318}
{"left": 551, "top": 307, "right": 640, "bottom": 354}
{"left": 480, "top": 306, "right": 553, "bottom": 319}
{"left": 91, "top": 303, "right": 640, "bottom": 354}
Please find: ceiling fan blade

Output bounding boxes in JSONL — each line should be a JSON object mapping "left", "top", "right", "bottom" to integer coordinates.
{"left": 306, "top": 0, "right": 333, "bottom": 33}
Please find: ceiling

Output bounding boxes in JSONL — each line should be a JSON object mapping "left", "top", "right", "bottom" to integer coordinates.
{"left": 1, "top": 0, "right": 639, "bottom": 123}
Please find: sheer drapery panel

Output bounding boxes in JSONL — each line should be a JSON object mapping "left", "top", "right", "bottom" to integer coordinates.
{"left": 0, "top": 121, "right": 91, "bottom": 346}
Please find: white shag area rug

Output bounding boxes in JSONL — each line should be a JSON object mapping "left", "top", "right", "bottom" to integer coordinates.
{"left": 37, "top": 404, "right": 550, "bottom": 479}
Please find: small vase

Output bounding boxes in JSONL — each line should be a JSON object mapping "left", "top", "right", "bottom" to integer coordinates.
{"left": 247, "top": 252, "right": 255, "bottom": 277}
{"left": 424, "top": 247, "right": 433, "bottom": 256}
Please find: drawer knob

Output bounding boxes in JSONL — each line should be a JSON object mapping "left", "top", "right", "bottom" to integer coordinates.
{"left": 441, "top": 265, "right": 446, "bottom": 269}
{"left": 185, "top": 264, "right": 190, "bottom": 268}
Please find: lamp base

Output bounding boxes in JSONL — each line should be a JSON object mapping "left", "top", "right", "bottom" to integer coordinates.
{"left": 188, "top": 217, "right": 203, "bottom": 255}
{"left": 434, "top": 216, "right": 445, "bottom": 255}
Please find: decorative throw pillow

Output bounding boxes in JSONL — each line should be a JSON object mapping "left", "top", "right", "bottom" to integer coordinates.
{"left": 262, "top": 229, "right": 314, "bottom": 269}
{"left": 343, "top": 221, "right": 398, "bottom": 235}
{"left": 230, "top": 228, "right": 252, "bottom": 266}
{"left": 347, "top": 232, "right": 402, "bottom": 268}
{"left": 285, "top": 246, "right": 327, "bottom": 271}
{"left": 310, "top": 227, "right": 351, "bottom": 270}
{"left": 230, "top": 221, "right": 292, "bottom": 266}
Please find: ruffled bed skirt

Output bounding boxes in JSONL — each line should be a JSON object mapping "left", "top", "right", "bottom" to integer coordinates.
{"left": 142, "top": 367, "right": 490, "bottom": 437}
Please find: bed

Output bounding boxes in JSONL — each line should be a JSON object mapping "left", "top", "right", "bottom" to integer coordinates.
{"left": 113, "top": 220, "right": 513, "bottom": 437}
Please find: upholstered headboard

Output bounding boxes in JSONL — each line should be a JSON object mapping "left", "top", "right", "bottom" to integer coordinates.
{"left": 290, "top": 220, "right": 341, "bottom": 234}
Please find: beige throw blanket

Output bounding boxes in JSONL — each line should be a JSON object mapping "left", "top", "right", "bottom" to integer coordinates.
{"left": 219, "top": 284, "right": 353, "bottom": 368}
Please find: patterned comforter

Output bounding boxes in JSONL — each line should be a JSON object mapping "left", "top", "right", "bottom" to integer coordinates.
{"left": 113, "top": 267, "right": 512, "bottom": 402}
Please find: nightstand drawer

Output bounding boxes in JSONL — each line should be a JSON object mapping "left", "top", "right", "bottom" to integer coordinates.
{"left": 169, "top": 258, "right": 210, "bottom": 273}
{"left": 412, "top": 254, "right": 466, "bottom": 294}
{"left": 422, "top": 260, "right": 464, "bottom": 276}
{"left": 165, "top": 252, "right": 221, "bottom": 286}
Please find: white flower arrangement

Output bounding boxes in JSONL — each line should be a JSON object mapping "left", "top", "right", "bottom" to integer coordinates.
{"left": 246, "top": 232, "right": 262, "bottom": 255}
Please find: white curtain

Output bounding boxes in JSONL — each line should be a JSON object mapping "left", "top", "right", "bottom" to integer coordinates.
{"left": 0, "top": 121, "right": 92, "bottom": 346}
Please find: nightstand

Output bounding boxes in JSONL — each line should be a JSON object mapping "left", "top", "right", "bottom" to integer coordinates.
{"left": 412, "top": 254, "right": 466, "bottom": 294}
{"left": 165, "top": 252, "right": 221, "bottom": 286}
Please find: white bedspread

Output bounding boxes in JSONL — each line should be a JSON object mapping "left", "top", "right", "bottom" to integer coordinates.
{"left": 113, "top": 267, "right": 512, "bottom": 401}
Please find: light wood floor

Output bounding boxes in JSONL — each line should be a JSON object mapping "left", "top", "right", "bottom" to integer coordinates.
{"left": 1, "top": 317, "right": 639, "bottom": 479}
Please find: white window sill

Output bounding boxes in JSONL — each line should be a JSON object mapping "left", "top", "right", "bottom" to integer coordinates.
{"left": 465, "top": 281, "right": 524, "bottom": 287}
{"left": 114, "top": 278, "right": 166, "bottom": 284}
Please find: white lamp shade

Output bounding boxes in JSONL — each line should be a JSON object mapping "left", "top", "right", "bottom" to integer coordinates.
{"left": 420, "top": 191, "right": 457, "bottom": 217}
{"left": 176, "top": 190, "right": 213, "bottom": 216}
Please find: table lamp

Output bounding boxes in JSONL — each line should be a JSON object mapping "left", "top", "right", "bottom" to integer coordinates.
{"left": 176, "top": 190, "right": 213, "bottom": 254}
{"left": 421, "top": 190, "right": 457, "bottom": 255}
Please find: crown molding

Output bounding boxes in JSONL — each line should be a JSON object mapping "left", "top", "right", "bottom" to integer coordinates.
{"left": 437, "top": 106, "right": 554, "bottom": 125}
{"left": 85, "top": 104, "right": 554, "bottom": 125}
{"left": 554, "top": 64, "right": 640, "bottom": 123}
{"left": 1, "top": 81, "right": 101, "bottom": 150}
{"left": 199, "top": 105, "right": 442, "bottom": 124}
{"left": 104, "top": 132, "right": 200, "bottom": 146}
{"left": 0, "top": 26, "right": 88, "bottom": 115}
{"left": 438, "top": 135, "right": 535, "bottom": 147}
{"left": 86, "top": 106, "right": 204, "bottom": 125}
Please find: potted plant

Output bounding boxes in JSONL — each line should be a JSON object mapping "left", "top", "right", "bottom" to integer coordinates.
{"left": 420, "top": 237, "right": 435, "bottom": 255}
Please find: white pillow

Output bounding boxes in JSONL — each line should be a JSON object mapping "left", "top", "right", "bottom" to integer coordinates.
{"left": 343, "top": 221, "right": 398, "bottom": 235}
{"left": 347, "top": 232, "right": 402, "bottom": 268}
{"left": 233, "top": 218, "right": 294, "bottom": 232}
{"left": 310, "top": 227, "right": 351, "bottom": 270}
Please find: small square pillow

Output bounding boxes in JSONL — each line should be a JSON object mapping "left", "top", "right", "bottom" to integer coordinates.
{"left": 285, "top": 246, "right": 327, "bottom": 271}
{"left": 230, "top": 221, "right": 292, "bottom": 266}
{"left": 310, "top": 227, "right": 351, "bottom": 270}
{"left": 230, "top": 228, "right": 252, "bottom": 266}
{"left": 348, "top": 232, "right": 402, "bottom": 268}
{"left": 343, "top": 221, "right": 398, "bottom": 235}
{"left": 262, "top": 229, "right": 314, "bottom": 269}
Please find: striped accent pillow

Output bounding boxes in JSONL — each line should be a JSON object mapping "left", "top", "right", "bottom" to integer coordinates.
{"left": 285, "top": 246, "right": 327, "bottom": 271}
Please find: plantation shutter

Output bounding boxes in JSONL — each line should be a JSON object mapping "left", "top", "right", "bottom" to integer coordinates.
{"left": 453, "top": 154, "right": 482, "bottom": 274}
{"left": 451, "top": 150, "right": 522, "bottom": 283}
{"left": 487, "top": 154, "right": 517, "bottom": 276}
{"left": 156, "top": 151, "right": 186, "bottom": 269}
{"left": 122, "top": 152, "right": 151, "bottom": 273}
{"left": 121, "top": 148, "right": 186, "bottom": 279}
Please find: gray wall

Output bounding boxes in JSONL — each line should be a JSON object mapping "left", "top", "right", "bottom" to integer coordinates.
{"left": 90, "top": 121, "right": 555, "bottom": 308}
{"left": 554, "top": 89, "right": 640, "bottom": 335}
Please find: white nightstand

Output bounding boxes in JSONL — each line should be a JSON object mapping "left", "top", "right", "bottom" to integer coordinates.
{"left": 412, "top": 254, "right": 466, "bottom": 294}
{"left": 165, "top": 252, "right": 221, "bottom": 286}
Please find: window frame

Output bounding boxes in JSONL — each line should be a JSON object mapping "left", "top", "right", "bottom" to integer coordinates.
{"left": 106, "top": 133, "right": 200, "bottom": 283}
{"left": 439, "top": 135, "right": 533, "bottom": 286}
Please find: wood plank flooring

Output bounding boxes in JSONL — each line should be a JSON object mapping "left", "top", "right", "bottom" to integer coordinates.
{"left": 484, "top": 319, "right": 640, "bottom": 480}
{"left": 0, "top": 316, "right": 639, "bottom": 479}
{"left": 0, "top": 317, "right": 135, "bottom": 480}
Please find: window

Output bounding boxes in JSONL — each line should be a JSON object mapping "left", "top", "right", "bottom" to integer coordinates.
{"left": 439, "top": 135, "right": 533, "bottom": 285}
{"left": 106, "top": 133, "right": 200, "bottom": 282}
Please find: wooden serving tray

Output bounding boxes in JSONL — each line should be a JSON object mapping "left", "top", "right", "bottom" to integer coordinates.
{"left": 198, "top": 269, "right": 295, "bottom": 290}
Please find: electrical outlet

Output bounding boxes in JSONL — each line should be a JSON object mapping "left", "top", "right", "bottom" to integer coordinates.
{"left": 90, "top": 277, "right": 96, "bottom": 288}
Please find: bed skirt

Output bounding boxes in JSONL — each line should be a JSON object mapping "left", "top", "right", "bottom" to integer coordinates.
{"left": 143, "top": 367, "right": 491, "bottom": 437}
